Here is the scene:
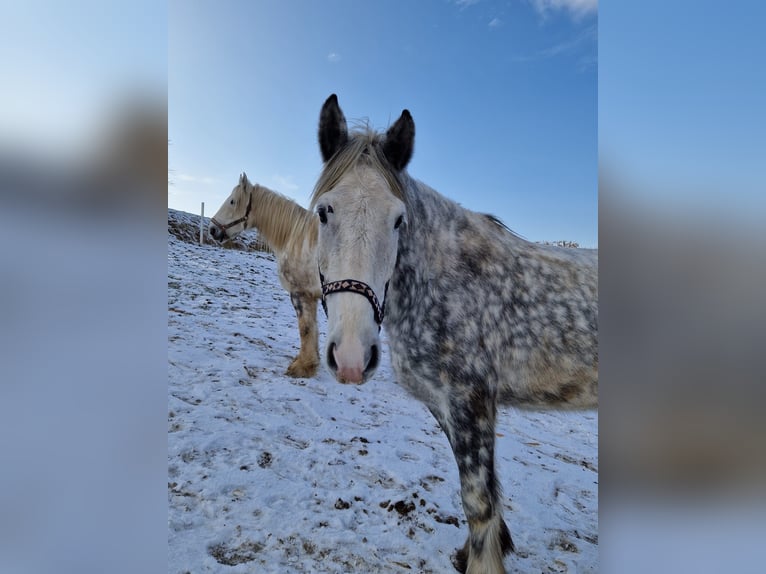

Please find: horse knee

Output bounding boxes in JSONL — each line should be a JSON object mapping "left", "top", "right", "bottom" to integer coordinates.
{"left": 290, "top": 292, "right": 308, "bottom": 318}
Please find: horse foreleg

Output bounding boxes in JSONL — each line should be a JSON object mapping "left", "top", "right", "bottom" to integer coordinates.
{"left": 286, "top": 293, "right": 320, "bottom": 378}
{"left": 431, "top": 390, "right": 514, "bottom": 574}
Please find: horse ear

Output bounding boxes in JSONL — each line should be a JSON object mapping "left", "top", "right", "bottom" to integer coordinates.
{"left": 318, "top": 94, "right": 348, "bottom": 162}
{"left": 382, "top": 110, "right": 414, "bottom": 171}
{"left": 240, "top": 172, "right": 247, "bottom": 184}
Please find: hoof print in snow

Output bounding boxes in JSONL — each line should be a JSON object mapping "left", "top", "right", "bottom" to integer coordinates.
{"left": 549, "top": 531, "right": 579, "bottom": 553}
{"left": 418, "top": 475, "right": 445, "bottom": 492}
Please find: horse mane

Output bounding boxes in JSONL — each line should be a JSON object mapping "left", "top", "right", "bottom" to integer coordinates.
{"left": 483, "top": 212, "right": 510, "bottom": 233}
{"left": 310, "top": 125, "right": 406, "bottom": 208}
{"left": 481, "top": 212, "right": 528, "bottom": 241}
{"left": 246, "top": 180, "right": 317, "bottom": 254}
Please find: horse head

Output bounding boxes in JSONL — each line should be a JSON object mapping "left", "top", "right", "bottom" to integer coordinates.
{"left": 312, "top": 94, "right": 414, "bottom": 384}
{"left": 209, "top": 172, "right": 253, "bottom": 241}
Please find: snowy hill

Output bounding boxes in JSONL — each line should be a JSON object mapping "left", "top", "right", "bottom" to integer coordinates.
{"left": 168, "top": 215, "right": 598, "bottom": 573}
{"left": 168, "top": 207, "right": 271, "bottom": 253}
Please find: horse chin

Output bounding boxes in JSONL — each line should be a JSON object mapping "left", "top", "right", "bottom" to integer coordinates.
{"left": 214, "top": 233, "right": 232, "bottom": 245}
{"left": 335, "top": 369, "right": 366, "bottom": 385}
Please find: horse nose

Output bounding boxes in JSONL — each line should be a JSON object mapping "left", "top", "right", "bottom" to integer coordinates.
{"left": 327, "top": 341, "right": 379, "bottom": 384}
{"left": 209, "top": 225, "right": 219, "bottom": 239}
{"left": 365, "top": 343, "right": 380, "bottom": 376}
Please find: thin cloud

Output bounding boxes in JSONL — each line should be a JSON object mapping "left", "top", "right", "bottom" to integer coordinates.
{"left": 271, "top": 174, "right": 299, "bottom": 192}
{"left": 327, "top": 52, "right": 341, "bottom": 63}
{"left": 531, "top": 0, "right": 597, "bottom": 19}
{"left": 488, "top": 17, "right": 503, "bottom": 28}
{"left": 455, "top": 0, "right": 481, "bottom": 8}
{"left": 540, "top": 23, "right": 596, "bottom": 57}
{"left": 513, "top": 22, "right": 596, "bottom": 68}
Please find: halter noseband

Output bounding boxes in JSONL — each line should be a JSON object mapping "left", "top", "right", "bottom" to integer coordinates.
{"left": 319, "top": 268, "right": 389, "bottom": 329}
{"left": 211, "top": 185, "right": 254, "bottom": 237}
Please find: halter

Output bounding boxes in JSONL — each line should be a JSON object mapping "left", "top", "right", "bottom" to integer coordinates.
{"left": 319, "top": 268, "right": 389, "bottom": 329}
{"left": 210, "top": 185, "right": 254, "bottom": 238}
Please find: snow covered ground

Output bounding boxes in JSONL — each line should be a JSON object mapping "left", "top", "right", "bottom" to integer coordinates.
{"left": 168, "top": 216, "right": 598, "bottom": 573}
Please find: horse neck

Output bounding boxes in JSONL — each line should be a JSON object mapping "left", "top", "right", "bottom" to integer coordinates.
{"left": 396, "top": 177, "right": 524, "bottom": 275}
{"left": 246, "top": 184, "right": 312, "bottom": 253}
{"left": 398, "top": 179, "right": 459, "bottom": 257}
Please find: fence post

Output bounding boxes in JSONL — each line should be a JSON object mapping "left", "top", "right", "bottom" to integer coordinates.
{"left": 199, "top": 202, "right": 205, "bottom": 245}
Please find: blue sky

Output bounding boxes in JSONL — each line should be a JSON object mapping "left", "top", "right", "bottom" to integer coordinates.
{"left": 599, "top": 0, "right": 765, "bottom": 224}
{"left": 169, "top": 0, "right": 597, "bottom": 246}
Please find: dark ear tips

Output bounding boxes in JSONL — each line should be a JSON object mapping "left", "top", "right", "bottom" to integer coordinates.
{"left": 319, "top": 94, "right": 348, "bottom": 162}
{"left": 319, "top": 98, "right": 414, "bottom": 169}
{"left": 382, "top": 109, "right": 415, "bottom": 171}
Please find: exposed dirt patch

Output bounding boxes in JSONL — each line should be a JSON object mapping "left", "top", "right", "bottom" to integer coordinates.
{"left": 554, "top": 452, "right": 597, "bottom": 472}
{"left": 389, "top": 500, "right": 416, "bottom": 516}
{"left": 257, "top": 451, "right": 273, "bottom": 468}
{"left": 208, "top": 540, "right": 264, "bottom": 565}
{"left": 335, "top": 498, "right": 351, "bottom": 509}
{"left": 433, "top": 513, "right": 460, "bottom": 527}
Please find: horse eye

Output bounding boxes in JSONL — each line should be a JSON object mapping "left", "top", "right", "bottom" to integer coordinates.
{"left": 230, "top": 199, "right": 234, "bottom": 205}
{"left": 318, "top": 205, "right": 334, "bottom": 224}
{"left": 394, "top": 215, "right": 404, "bottom": 229}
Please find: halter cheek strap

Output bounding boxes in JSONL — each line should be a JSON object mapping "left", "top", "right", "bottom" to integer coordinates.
{"left": 211, "top": 186, "right": 254, "bottom": 236}
{"left": 319, "top": 268, "right": 389, "bottom": 329}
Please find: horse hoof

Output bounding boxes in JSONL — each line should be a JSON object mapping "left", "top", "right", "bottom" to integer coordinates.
{"left": 285, "top": 360, "right": 318, "bottom": 378}
{"left": 451, "top": 547, "right": 468, "bottom": 574}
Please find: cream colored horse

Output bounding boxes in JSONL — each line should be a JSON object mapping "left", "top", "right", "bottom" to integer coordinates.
{"left": 210, "top": 173, "right": 321, "bottom": 378}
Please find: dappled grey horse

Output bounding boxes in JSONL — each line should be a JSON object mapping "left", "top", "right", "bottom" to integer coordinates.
{"left": 310, "top": 95, "right": 598, "bottom": 573}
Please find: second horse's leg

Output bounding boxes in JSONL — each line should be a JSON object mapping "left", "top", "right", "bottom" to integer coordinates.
{"left": 286, "top": 292, "right": 320, "bottom": 378}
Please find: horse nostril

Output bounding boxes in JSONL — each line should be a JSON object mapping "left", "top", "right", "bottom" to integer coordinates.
{"left": 365, "top": 344, "right": 380, "bottom": 375}
{"left": 209, "top": 226, "right": 217, "bottom": 238}
{"left": 327, "top": 342, "right": 338, "bottom": 372}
